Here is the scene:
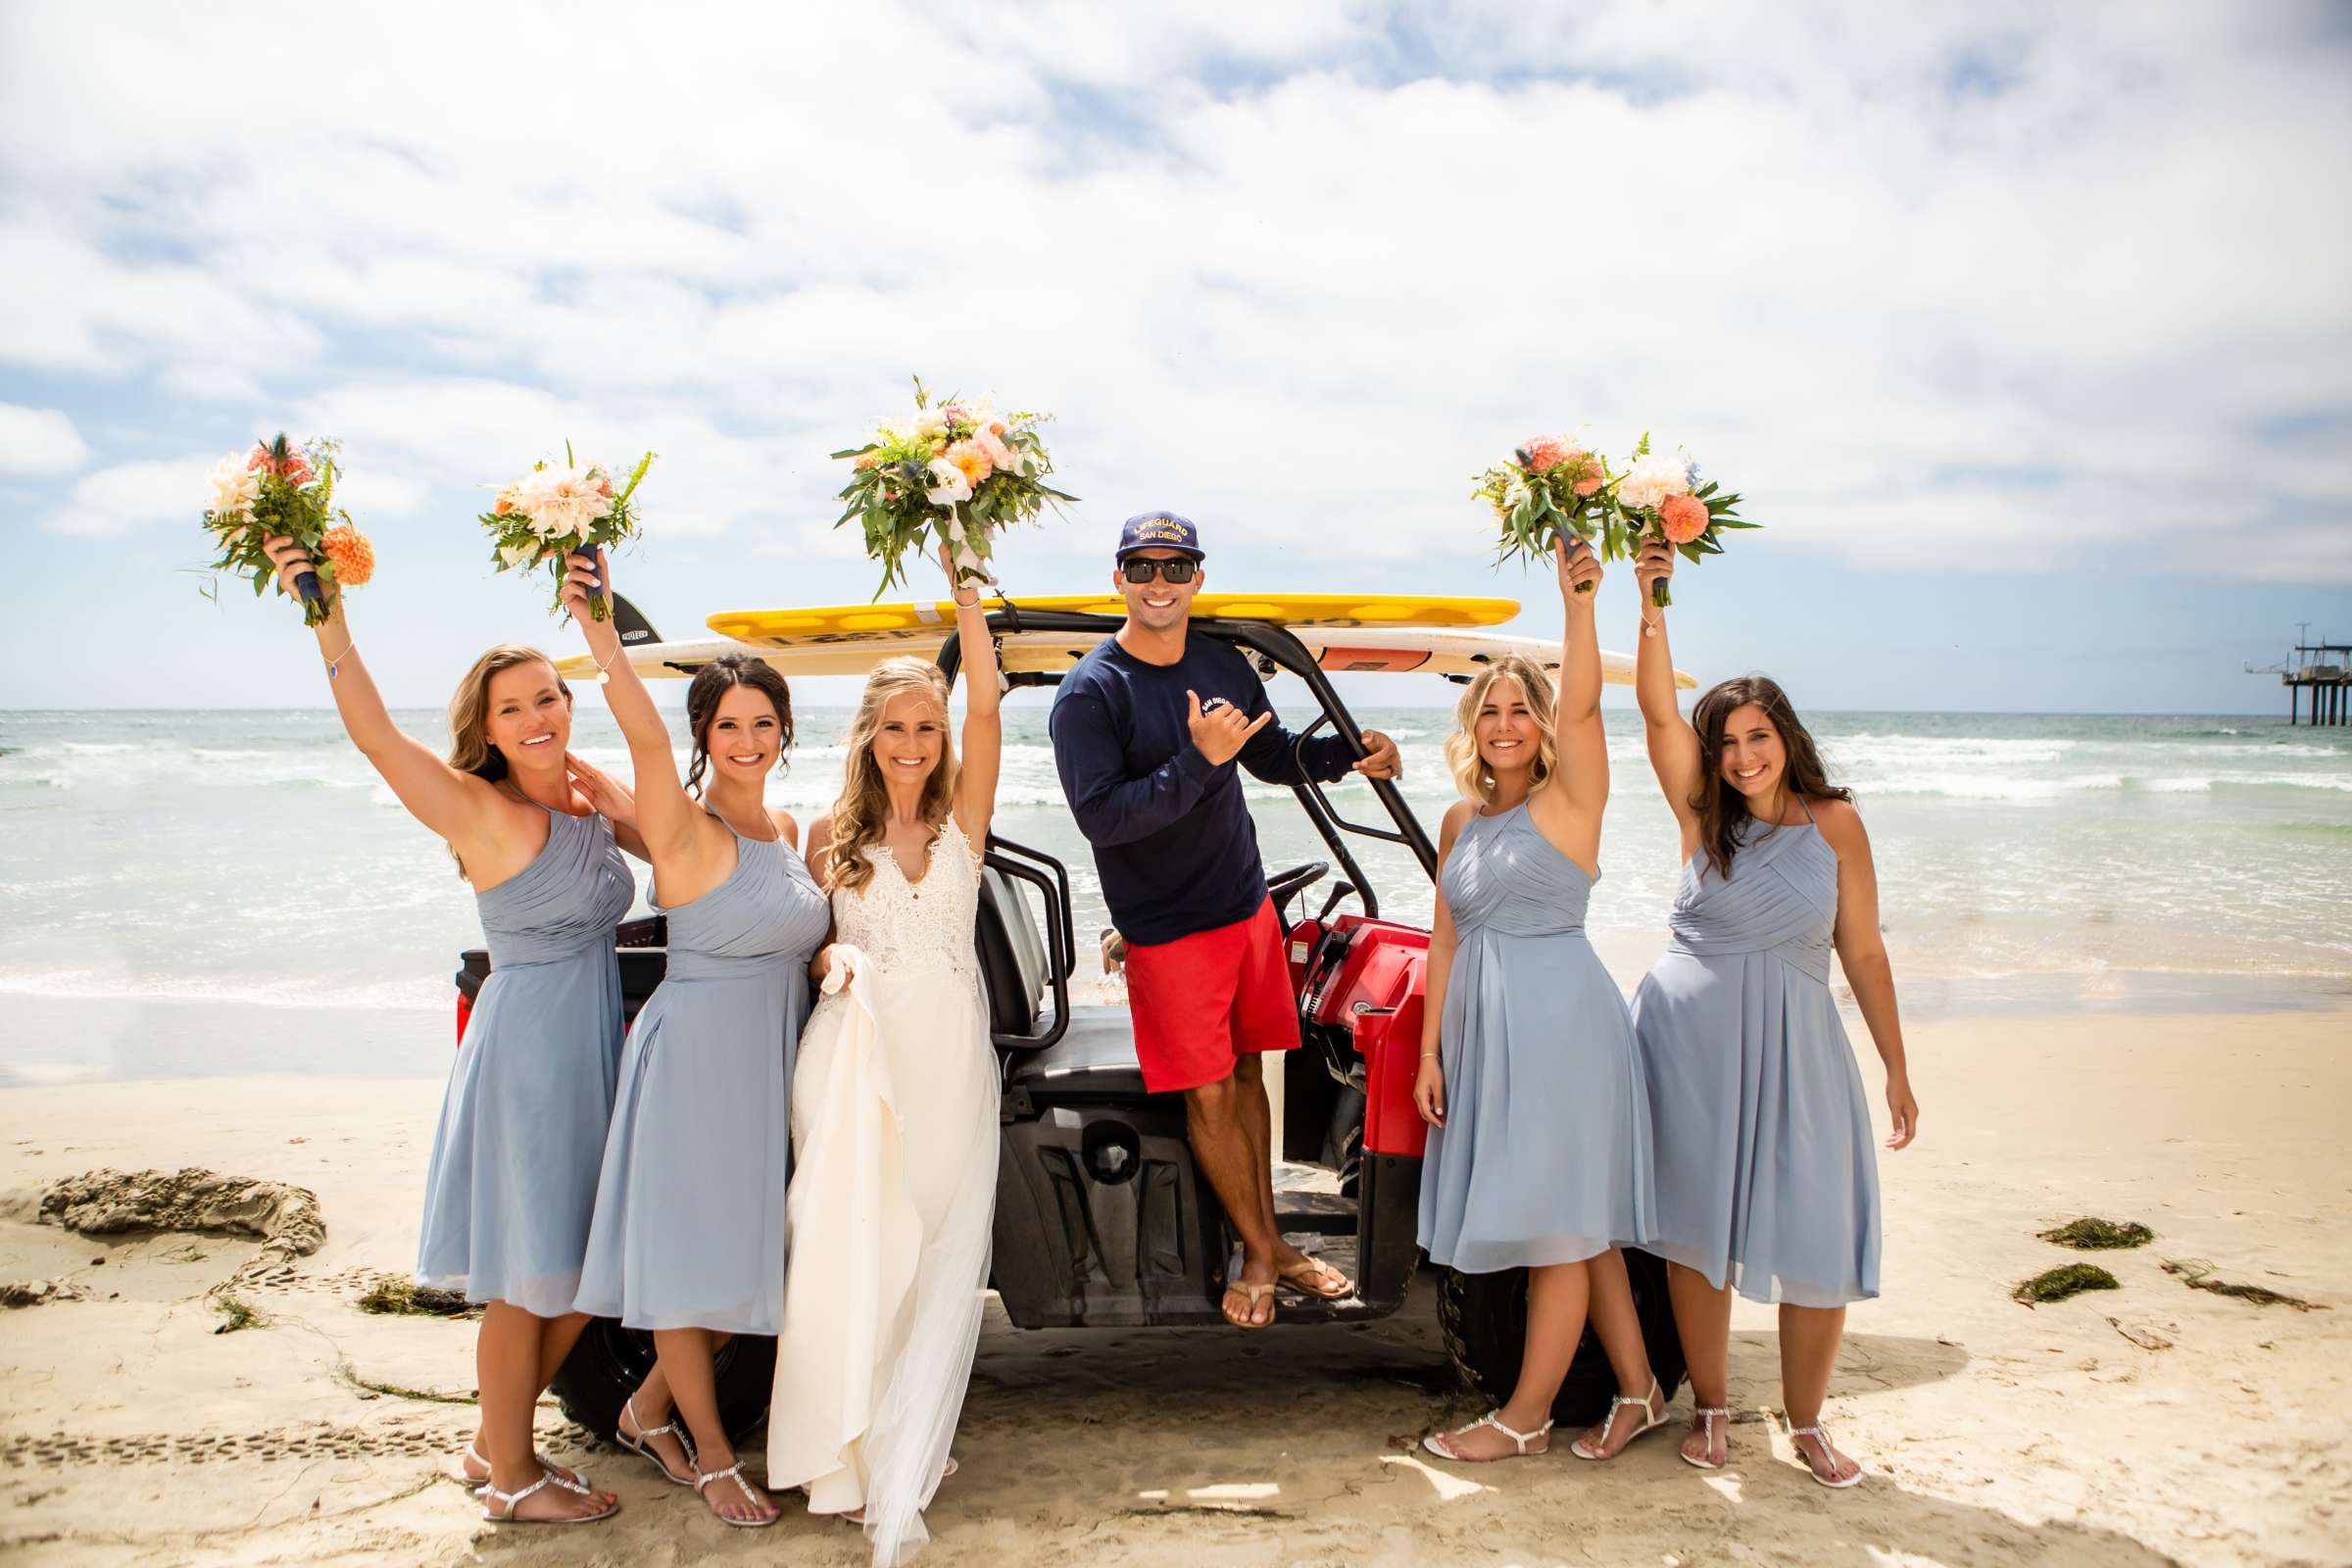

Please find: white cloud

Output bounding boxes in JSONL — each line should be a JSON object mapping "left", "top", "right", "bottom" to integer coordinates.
{"left": 40, "top": 455, "right": 211, "bottom": 538}
{"left": 0, "top": 404, "right": 92, "bottom": 474}
{"left": 1, "top": 1, "right": 2347, "bottom": 581}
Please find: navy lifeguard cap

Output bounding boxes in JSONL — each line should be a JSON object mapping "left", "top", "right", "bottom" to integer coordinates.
{"left": 1115, "top": 511, "right": 1204, "bottom": 563}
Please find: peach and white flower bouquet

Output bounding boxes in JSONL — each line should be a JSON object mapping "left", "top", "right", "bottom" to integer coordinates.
{"left": 831, "top": 377, "right": 1076, "bottom": 596}
{"left": 478, "top": 444, "right": 655, "bottom": 620}
{"left": 1600, "top": 434, "right": 1755, "bottom": 608}
{"left": 1473, "top": 432, "right": 1612, "bottom": 591}
{"left": 200, "top": 433, "right": 374, "bottom": 625}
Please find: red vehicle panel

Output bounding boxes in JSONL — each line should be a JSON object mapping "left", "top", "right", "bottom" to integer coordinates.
{"left": 1298, "top": 915, "right": 1431, "bottom": 1159}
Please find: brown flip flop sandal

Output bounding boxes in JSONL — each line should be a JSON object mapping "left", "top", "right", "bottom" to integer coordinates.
{"left": 1221, "top": 1280, "right": 1276, "bottom": 1329}
{"left": 1276, "top": 1256, "right": 1353, "bottom": 1299}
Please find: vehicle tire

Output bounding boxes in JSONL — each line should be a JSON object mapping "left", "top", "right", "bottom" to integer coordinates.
{"left": 548, "top": 1319, "right": 777, "bottom": 1447}
{"left": 1436, "top": 1249, "right": 1688, "bottom": 1429}
{"left": 1321, "top": 1085, "right": 1366, "bottom": 1199}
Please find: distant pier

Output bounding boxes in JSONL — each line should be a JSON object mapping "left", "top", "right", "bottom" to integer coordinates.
{"left": 2264, "top": 640, "right": 2351, "bottom": 725}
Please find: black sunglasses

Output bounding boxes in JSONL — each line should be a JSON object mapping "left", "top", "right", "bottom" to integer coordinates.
{"left": 1121, "top": 557, "right": 1199, "bottom": 584}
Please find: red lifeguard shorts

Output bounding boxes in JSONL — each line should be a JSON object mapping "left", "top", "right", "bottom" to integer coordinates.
{"left": 1124, "top": 897, "right": 1300, "bottom": 1095}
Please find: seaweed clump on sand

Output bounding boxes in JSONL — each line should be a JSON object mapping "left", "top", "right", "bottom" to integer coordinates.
{"left": 358, "top": 1278, "right": 476, "bottom": 1318}
{"left": 212, "top": 1292, "right": 260, "bottom": 1334}
{"left": 2013, "top": 1263, "right": 2121, "bottom": 1306}
{"left": 2038, "top": 1217, "right": 2154, "bottom": 1250}
{"left": 2162, "top": 1259, "right": 2328, "bottom": 1311}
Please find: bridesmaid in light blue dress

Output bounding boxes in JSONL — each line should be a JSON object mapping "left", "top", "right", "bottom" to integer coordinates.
{"left": 261, "top": 533, "right": 625, "bottom": 1525}
{"left": 1625, "top": 540, "right": 1920, "bottom": 1489}
{"left": 1414, "top": 539, "right": 1669, "bottom": 1465}
{"left": 417, "top": 803, "right": 631, "bottom": 1316}
{"left": 559, "top": 551, "right": 823, "bottom": 1529}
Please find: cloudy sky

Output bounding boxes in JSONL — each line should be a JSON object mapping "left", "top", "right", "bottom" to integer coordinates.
{"left": 3, "top": 1, "right": 2346, "bottom": 713}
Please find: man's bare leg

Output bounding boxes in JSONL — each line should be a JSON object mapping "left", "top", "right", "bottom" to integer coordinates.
{"left": 1184, "top": 1069, "right": 1279, "bottom": 1325}
{"left": 1233, "top": 1054, "right": 1350, "bottom": 1293}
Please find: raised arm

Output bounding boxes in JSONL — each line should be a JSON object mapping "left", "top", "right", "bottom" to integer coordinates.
{"left": 1535, "top": 537, "right": 1608, "bottom": 861}
{"left": 944, "top": 545, "right": 1001, "bottom": 850}
{"left": 1632, "top": 540, "right": 1702, "bottom": 846}
{"left": 562, "top": 552, "right": 720, "bottom": 875}
{"left": 263, "top": 535, "right": 494, "bottom": 847}
{"left": 1816, "top": 800, "right": 1918, "bottom": 1150}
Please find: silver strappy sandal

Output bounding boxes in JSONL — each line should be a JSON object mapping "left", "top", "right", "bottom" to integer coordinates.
{"left": 1570, "top": 1378, "right": 1669, "bottom": 1460}
{"left": 1681, "top": 1404, "right": 1733, "bottom": 1470}
{"left": 1788, "top": 1423, "right": 1863, "bottom": 1488}
{"left": 479, "top": 1467, "right": 619, "bottom": 1525}
{"left": 694, "top": 1462, "right": 780, "bottom": 1528}
{"left": 613, "top": 1394, "right": 698, "bottom": 1487}
{"left": 1421, "top": 1409, "right": 1553, "bottom": 1462}
{"left": 462, "top": 1438, "right": 592, "bottom": 1494}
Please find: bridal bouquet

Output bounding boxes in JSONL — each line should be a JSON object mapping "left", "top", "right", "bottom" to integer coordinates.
{"left": 831, "top": 377, "right": 1075, "bottom": 596}
{"left": 1473, "top": 433, "right": 1611, "bottom": 590}
{"left": 478, "top": 445, "right": 655, "bottom": 620}
{"left": 200, "top": 434, "right": 374, "bottom": 625}
{"left": 1599, "top": 434, "right": 1755, "bottom": 608}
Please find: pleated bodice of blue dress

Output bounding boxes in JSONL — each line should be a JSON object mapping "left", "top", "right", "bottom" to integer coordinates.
{"left": 416, "top": 806, "right": 633, "bottom": 1316}
{"left": 575, "top": 825, "right": 828, "bottom": 1334}
{"left": 1416, "top": 800, "right": 1654, "bottom": 1273}
{"left": 1632, "top": 810, "right": 1882, "bottom": 1306}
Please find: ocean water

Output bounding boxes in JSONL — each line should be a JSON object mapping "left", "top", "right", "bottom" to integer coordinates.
{"left": 2, "top": 705, "right": 2347, "bottom": 1081}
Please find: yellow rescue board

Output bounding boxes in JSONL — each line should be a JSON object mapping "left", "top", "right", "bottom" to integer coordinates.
{"left": 706, "top": 591, "right": 1521, "bottom": 647}
{"left": 555, "top": 626, "right": 1693, "bottom": 689}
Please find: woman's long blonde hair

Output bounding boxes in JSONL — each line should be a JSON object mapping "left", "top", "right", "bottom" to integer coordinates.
{"left": 824, "top": 657, "right": 959, "bottom": 894}
{"left": 444, "top": 644, "right": 569, "bottom": 876}
{"left": 1444, "top": 655, "right": 1557, "bottom": 806}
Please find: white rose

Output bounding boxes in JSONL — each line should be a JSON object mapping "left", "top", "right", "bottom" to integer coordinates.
{"left": 1618, "top": 452, "right": 1691, "bottom": 512}
{"left": 925, "top": 458, "right": 972, "bottom": 506}
{"left": 913, "top": 408, "right": 949, "bottom": 439}
{"left": 499, "top": 539, "right": 543, "bottom": 569}
{"left": 207, "top": 456, "right": 260, "bottom": 520}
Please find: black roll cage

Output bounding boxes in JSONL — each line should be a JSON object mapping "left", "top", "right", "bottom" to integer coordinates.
{"left": 934, "top": 609, "right": 1439, "bottom": 919}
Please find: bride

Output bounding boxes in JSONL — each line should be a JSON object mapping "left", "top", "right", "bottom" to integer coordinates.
{"left": 768, "top": 545, "right": 1003, "bottom": 1564}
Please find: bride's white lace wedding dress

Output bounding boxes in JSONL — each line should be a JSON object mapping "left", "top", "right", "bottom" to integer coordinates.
{"left": 767, "top": 814, "right": 999, "bottom": 1566}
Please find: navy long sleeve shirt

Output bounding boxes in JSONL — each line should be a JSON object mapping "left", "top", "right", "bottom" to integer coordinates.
{"left": 1049, "top": 634, "right": 1357, "bottom": 946}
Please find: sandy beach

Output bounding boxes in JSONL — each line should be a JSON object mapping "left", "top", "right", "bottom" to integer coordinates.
{"left": 2, "top": 1001, "right": 2345, "bottom": 1568}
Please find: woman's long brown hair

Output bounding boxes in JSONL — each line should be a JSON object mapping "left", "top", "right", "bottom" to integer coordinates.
{"left": 1688, "top": 674, "right": 1850, "bottom": 881}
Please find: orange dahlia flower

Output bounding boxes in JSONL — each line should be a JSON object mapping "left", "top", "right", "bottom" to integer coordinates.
{"left": 320, "top": 524, "right": 376, "bottom": 587}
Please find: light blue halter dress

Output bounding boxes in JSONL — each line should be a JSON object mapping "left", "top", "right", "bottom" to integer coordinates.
{"left": 1417, "top": 801, "right": 1655, "bottom": 1272}
{"left": 416, "top": 806, "right": 633, "bottom": 1317}
{"left": 1631, "top": 806, "right": 1881, "bottom": 1306}
{"left": 574, "top": 824, "right": 829, "bottom": 1334}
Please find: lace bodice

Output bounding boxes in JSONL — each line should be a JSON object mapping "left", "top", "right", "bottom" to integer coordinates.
{"left": 831, "top": 814, "right": 984, "bottom": 984}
